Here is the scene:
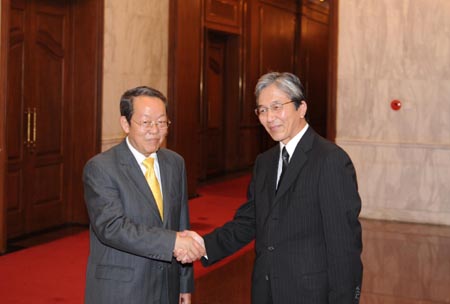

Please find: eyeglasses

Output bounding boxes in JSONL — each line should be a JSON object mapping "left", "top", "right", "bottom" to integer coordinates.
{"left": 131, "top": 119, "right": 171, "bottom": 130}
{"left": 254, "top": 100, "right": 295, "bottom": 117}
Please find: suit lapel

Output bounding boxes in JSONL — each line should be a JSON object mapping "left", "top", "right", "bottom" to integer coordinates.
{"left": 267, "top": 147, "right": 279, "bottom": 203}
{"left": 262, "top": 146, "right": 279, "bottom": 227}
{"left": 117, "top": 141, "right": 163, "bottom": 221}
{"left": 156, "top": 149, "right": 170, "bottom": 226}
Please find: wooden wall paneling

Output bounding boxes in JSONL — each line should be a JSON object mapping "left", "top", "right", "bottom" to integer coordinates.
{"left": 223, "top": 34, "right": 242, "bottom": 171}
{"left": 239, "top": 0, "right": 264, "bottom": 167}
{"left": 205, "top": 0, "right": 242, "bottom": 34}
{"left": 259, "top": 0, "right": 297, "bottom": 11}
{"left": 168, "top": 0, "right": 203, "bottom": 197}
{"left": 303, "top": 0, "right": 329, "bottom": 14}
{"left": 0, "top": 0, "right": 11, "bottom": 253}
{"left": 168, "top": 0, "right": 333, "bottom": 186}
{"left": 254, "top": 0, "right": 299, "bottom": 152}
{"left": 69, "top": 0, "right": 103, "bottom": 224}
{"left": 299, "top": 0, "right": 330, "bottom": 138}
{"left": 258, "top": 2, "right": 297, "bottom": 75}
{"left": 202, "top": 31, "right": 227, "bottom": 178}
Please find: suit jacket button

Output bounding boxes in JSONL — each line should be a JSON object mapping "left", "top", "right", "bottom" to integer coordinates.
{"left": 265, "top": 275, "right": 269, "bottom": 281}
{"left": 267, "top": 246, "right": 275, "bottom": 251}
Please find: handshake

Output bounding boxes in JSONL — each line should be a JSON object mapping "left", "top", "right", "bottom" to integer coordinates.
{"left": 173, "top": 230, "right": 206, "bottom": 264}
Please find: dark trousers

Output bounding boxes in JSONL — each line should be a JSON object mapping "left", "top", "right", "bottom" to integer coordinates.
{"left": 252, "top": 275, "right": 273, "bottom": 304}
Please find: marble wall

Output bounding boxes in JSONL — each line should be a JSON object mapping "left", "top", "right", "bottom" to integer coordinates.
{"left": 102, "top": 0, "right": 169, "bottom": 151}
{"left": 337, "top": 0, "right": 450, "bottom": 225}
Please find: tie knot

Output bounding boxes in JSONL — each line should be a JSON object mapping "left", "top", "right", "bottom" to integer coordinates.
{"left": 143, "top": 157, "right": 155, "bottom": 170}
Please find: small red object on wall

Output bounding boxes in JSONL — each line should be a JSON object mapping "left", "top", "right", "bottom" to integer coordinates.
{"left": 391, "top": 99, "right": 402, "bottom": 111}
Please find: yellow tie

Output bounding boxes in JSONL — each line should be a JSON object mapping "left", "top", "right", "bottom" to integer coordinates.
{"left": 143, "top": 157, "right": 163, "bottom": 219}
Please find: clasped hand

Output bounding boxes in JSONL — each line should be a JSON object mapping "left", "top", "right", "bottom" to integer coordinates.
{"left": 173, "top": 230, "right": 205, "bottom": 264}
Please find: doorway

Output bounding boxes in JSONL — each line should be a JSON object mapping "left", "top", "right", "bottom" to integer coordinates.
{"left": 200, "top": 30, "right": 240, "bottom": 180}
{"left": 1, "top": 0, "right": 103, "bottom": 247}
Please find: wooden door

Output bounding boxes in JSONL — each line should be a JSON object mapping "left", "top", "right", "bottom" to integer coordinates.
{"left": 202, "top": 31, "right": 227, "bottom": 178}
{"left": 6, "top": 0, "right": 71, "bottom": 238}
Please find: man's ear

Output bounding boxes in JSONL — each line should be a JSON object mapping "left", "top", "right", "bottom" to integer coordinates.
{"left": 120, "top": 116, "right": 130, "bottom": 134}
{"left": 299, "top": 101, "right": 307, "bottom": 118}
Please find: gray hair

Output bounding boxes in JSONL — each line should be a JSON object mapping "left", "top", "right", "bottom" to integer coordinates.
{"left": 254, "top": 72, "right": 306, "bottom": 109}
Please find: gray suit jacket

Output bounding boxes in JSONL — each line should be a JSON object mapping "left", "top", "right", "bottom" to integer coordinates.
{"left": 83, "top": 140, "right": 193, "bottom": 304}
{"left": 202, "top": 127, "right": 363, "bottom": 304}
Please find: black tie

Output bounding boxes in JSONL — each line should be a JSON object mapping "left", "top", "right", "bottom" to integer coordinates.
{"left": 277, "top": 147, "right": 289, "bottom": 189}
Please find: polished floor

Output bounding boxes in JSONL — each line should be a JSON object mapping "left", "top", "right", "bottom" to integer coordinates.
{"left": 5, "top": 219, "right": 450, "bottom": 303}
{"left": 360, "top": 219, "right": 450, "bottom": 304}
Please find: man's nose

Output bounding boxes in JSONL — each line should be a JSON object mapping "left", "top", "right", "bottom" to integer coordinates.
{"left": 266, "top": 109, "right": 277, "bottom": 122}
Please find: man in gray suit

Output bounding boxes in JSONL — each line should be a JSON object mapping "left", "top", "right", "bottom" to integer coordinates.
{"left": 194, "top": 72, "right": 363, "bottom": 303}
{"left": 83, "top": 86, "right": 204, "bottom": 304}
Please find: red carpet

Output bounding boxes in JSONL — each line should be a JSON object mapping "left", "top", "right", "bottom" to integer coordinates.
{"left": 0, "top": 174, "right": 251, "bottom": 303}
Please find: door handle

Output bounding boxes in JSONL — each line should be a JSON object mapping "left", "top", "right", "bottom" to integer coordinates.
{"left": 32, "top": 107, "right": 37, "bottom": 149}
{"left": 23, "top": 107, "right": 37, "bottom": 152}
{"left": 24, "top": 107, "right": 31, "bottom": 148}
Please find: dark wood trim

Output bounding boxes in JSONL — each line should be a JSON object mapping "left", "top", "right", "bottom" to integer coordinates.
{"left": 260, "top": 0, "right": 297, "bottom": 12}
{"left": 0, "top": 0, "right": 11, "bottom": 254}
{"left": 204, "top": 0, "right": 243, "bottom": 34}
{"left": 327, "top": 0, "right": 338, "bottom": 141}
{"left": 68, "top": 0, "right": 103, "bottom": 224}
{"left": 93, "top": 1, "right": 104, "bottom": 155}
{"left": 168, "top": 0, "right": 203, "bottom": 197}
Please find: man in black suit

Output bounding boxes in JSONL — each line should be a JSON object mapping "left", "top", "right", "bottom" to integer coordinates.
{"left": 83, "top": 86, "right": 205, "bottom": 304}
{"left": 196, "top": 72, "right": 363, "bottom": 303}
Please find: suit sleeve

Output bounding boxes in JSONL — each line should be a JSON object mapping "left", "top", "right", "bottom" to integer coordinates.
{"left": 201, "top": 170, "right": 257, "bottom": 266}
{"left": 83, "top": 159, "right": 176, "bottom": 262}
{"left": 177, "top": 162, "right": 194, "bottom": 293}
{"left": 319, "top": 148, "right": 363, "bottom": 304}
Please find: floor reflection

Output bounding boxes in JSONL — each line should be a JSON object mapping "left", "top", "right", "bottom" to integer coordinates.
{"left": 361, "top": 219, "right": 450, "bottom": 303}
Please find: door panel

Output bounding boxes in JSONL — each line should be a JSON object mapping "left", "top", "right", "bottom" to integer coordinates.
{"left": 6, "top": 0, "right": 70, "bottom": 238}
{"left": 29, "top": 162, "right": 63, "bottom": 231}
{"left": 203, "top": 32, "right": 226, "bottom": 178}
{"left": 6, "top": 1, "right": 27, "bottom": 237}
{"left": 6, "top": 4, "right": 25, "bottom": 161}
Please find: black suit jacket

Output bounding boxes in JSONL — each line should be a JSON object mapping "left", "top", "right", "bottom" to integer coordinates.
{"left": 83, "top": 141, "right": 193, "bottom": 304}
{"left": 202, "top": 127, "right": 363, "bottom": 304}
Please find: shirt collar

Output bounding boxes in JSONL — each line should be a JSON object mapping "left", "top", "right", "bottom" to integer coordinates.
{"left": 279, "top": 123, "right": 309, "bottom": 157}
{"left": 126, "top": 137, "right": 158, "bottom": 165}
